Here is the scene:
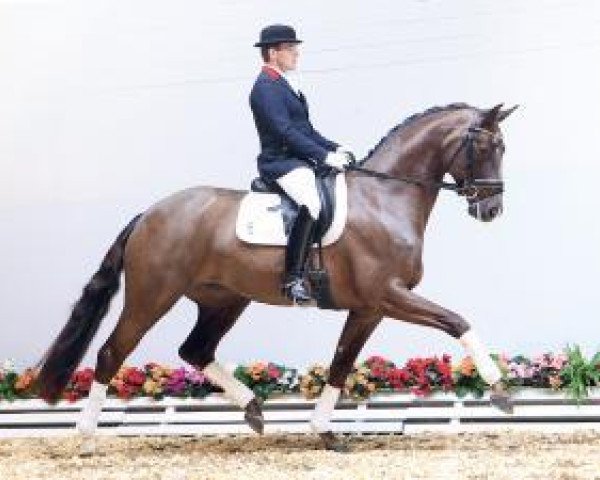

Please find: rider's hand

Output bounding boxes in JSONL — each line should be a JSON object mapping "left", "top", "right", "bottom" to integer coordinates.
{"left": 336, "top": 145, "right": 356, "bottom": 165}
{"left": 325, "top": 151, "right": 352, "bottom": 170}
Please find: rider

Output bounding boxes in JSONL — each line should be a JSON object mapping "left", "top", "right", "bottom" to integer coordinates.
{"left": 250, "top": 24, "right": 354, "bottom": 304}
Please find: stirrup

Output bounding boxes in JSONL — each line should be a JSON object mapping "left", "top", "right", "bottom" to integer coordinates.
{"left": 283, "top": 276, "right": 312, "bottom": 304}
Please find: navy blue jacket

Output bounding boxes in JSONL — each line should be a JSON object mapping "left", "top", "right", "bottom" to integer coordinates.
{"left": 249, "top": 66, "right": 339, "bottom": 181}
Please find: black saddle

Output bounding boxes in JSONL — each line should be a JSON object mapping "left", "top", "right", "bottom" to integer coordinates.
{"left": 250, "top": 169, "right": 337, "bottom": 240}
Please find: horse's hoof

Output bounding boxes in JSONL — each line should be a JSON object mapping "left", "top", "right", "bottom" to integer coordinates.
{"left": 490, "top": 391, "right": 514, "bottom": 414}
{"left": 244, "top": 398, "right": 264, "bottom": 435}
{"left": 318, "top": 431, "right": 350, "bottom": 453}
{"left": 78, "top": 435, "right": 96, "bottom": 457}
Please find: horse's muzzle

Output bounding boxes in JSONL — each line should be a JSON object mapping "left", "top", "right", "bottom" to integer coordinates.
{"left": 468, "top": 194, "right": 503, "bottom": 222}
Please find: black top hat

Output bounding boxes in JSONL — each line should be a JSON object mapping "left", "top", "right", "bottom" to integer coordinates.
{"left": 254, "top": 24, "right": 302, "bottom": 47}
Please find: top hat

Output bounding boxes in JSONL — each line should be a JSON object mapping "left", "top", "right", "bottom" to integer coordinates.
{"left": 254, "top": 24, "right": 302, "bottom": 47}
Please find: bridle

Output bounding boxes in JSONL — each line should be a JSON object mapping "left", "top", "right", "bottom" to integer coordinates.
{"left": 345, "top": 125, "right": 505, "bottom": 202}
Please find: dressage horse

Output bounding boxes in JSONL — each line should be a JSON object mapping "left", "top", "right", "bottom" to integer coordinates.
{"left": 35, "top": 102, "right": 517, "bottom": 452}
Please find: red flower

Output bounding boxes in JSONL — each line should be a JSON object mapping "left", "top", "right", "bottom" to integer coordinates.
{"left": 116, "top": 383, "right": 136, "bottom": 400}
{"left": 411, "top": 384, "right": 431, "bottom": 397}
{"left": 366, "top": 355, "right": 388, "bottom": 366}
{"left": 63, "top": 390, "right": 80, "bottom": 403}
{"left": 72, "top": 368, "right": 94, "bottom": 394}
{"left": 267, "top": 365, "right": 281, "bottom": 380}
{"left": 124, "top": 367, "right": 146, "bottom": 387}
{"left": 387, "top": 367, "right": 410, "bottom": 390}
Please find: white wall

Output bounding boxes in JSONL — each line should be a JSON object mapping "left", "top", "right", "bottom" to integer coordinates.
{"left": 1, "top": 0, "right": 599, "bottom": 370}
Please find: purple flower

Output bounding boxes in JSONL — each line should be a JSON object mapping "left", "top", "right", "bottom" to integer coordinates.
{"left": 165, "top": 368, "right": 187, "bottom": 395}
{"left": 186, "top": 369, "right": 206, "bottom": 385}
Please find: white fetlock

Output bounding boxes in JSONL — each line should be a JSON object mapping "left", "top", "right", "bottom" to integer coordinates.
{"left": 78, "top": 434, "right": 96, "bottom": 456}
{"left": 458, "top": 330, "right": 502, "bottom": 385}
{"left": 77, "top": 415, "right": 98, "bottom": 437}
{"left": 202, "top": 361, "right": 255, "bottom": 409}
{"left": 76, "top": 380, "right": 108, "bottom": 438}
{"left": 310, "top": 384, "right": 341, "bottom": 434}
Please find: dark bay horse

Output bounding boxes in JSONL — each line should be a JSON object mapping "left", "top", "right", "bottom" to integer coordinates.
{"left": 35, "top": 102, "right": 517, "bottom": 451}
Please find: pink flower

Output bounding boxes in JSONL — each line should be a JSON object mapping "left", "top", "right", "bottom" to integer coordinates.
{"left": 186, "top": 369, "right": 206, "bottom": 385}
{"left": 267, "top": 365, "right": 281, "bottom": 380}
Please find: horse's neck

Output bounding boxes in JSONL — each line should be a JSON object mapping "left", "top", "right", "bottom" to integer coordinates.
{"left": 351, "top": 120, "right": 448, "bottom": 232}
{"left": 366, "top": 120, "right": 446, "bottom": 180}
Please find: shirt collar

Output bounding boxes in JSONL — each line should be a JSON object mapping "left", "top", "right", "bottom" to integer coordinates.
{"left": 262, "top": 64, "right": 301, "bottom": 95}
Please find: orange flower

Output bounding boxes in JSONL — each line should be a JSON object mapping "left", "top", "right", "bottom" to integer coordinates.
{"left": 549, "top": 375, "right": 562, "bottom": 390}
{"left": 460, "top": 356, "right": 476, "bottom": 377}
{"left": 14, "top": 368, "right": 37, "bottom": 392}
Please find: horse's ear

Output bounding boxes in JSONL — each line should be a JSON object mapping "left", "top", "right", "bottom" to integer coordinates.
{"left": 498, "top": 104, "right": 519, "bottom": 122}
{"left": 480, "top": 103, "right": 503, "bottom": 129}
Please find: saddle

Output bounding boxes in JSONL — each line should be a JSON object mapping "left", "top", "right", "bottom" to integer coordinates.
{"left": 236, "top": 171, "right": 348, "bottom": 248}
{"left": 235, "top": 170, "right": 348, "bottom": 310}
{"left": 249, "top": 171, "right": 336, "bottom": 240}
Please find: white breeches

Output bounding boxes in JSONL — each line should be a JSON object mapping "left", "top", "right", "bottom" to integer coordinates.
{"left": 276, "top": 167, "right": 321, "bottom": 220}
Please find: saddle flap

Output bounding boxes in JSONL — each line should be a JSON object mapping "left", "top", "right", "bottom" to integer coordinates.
{"left": 236, "top": 173, "right": 348, "bottom": 247}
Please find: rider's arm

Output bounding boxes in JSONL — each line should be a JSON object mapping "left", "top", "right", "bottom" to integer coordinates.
{"left": 309, "top": 124, "right": 339, "bottom": 152}
{"left": 251, "top": 81, "right": 330, "bottom": 163}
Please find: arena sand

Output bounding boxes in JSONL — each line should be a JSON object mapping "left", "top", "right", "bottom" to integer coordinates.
{"left": 1, "top": 431, "right": 599, "bottom": 479}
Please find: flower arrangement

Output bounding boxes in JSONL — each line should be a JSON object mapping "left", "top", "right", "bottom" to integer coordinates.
{"left": 452, "top": 355, "right": 488, "bottom": 398}
{"left": 403, "top": 354, "right": 454, "bottom": 397}
{"left": 560, "top": 345, "right": 600, "bottom": 404}
{"left": 503, "top": 351, "right": 568, "bottom": 389}
{"left": 0, "top": 359, "right": 18, "bottom": 401}
{"left": 344, "top": 364, "right": 377, "bottom": 400}
{"left": 1, "top": 346, "right": 599, "bottom": 404}
{"left": 234, "top": 361, "right": 297, "bottom": 400}
{"left": 298, "top": 365, "right": 328, "bottom": 399}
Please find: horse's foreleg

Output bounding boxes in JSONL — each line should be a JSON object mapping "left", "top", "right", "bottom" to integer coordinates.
{"left": 312, "top": 310, "right": 382, "bottom": 451}
{"left": 381, "top": 279, "right": 512, "bottom": 413}
{"left": 178, "top": 299, "right": 264, "bottom": 434}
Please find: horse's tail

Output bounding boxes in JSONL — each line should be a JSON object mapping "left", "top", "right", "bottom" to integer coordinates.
{"left": 35, "top": 213, "right": 143, "bottom": 403}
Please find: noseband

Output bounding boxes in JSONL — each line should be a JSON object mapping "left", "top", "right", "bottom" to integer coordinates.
{"left": 448, "top": 126, "right": 505, "bottom": 201}
{"left": 346, "top": 125, "right": 505, "bottom": 201}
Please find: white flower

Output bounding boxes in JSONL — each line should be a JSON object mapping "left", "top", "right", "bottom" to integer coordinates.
{"left": 1, "top": 359, "right": 15, "bottom": 374}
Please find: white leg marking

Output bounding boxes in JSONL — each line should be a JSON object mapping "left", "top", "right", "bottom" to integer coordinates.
{"left": 202, "top": 361, "right": 255, "bottom": 408}
{"left": 310, "top": 384, "right": 341, "bottom": 433}
{"left": 459, "top": 329, "right": 502, "bottom": 385}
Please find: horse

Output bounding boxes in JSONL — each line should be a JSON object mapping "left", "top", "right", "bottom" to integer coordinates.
{"left": 34, "top": 102, "right": 518, "bottom": 453}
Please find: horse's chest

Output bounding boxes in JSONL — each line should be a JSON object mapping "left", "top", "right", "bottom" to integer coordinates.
{"left": 388, "top": 235, "right": 424, "bottom": 287}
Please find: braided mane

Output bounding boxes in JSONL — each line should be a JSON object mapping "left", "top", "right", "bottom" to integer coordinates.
{"left": 362, "top": 103, "right": 476, "bottom": 163}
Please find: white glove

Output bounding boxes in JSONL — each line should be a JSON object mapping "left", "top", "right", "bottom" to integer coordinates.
{"left": 325, "top": 151, "right": 352, "bottom": 170}
{"left": 335, "top": 145, "right": 356, "bottom": 164}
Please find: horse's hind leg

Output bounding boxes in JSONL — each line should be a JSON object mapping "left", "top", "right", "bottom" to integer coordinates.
{"left": 178, "top": 296, "right": 264, "bottom": 433}
{"left": 77, "top": 276, "right": 184, "bottom": 454}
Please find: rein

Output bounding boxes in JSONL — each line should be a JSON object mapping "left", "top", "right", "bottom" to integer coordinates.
{"left": 345, "top": 126, "right": 504, "bottom": 201}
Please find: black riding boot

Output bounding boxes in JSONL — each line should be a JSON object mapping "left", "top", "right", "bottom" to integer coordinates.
{"left": 283, "top": 206, "right": 316, "bottom": 304}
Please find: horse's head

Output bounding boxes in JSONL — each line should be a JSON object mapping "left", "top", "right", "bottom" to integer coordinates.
{"left": 446, "top": 104, "right": 518, "bottom": 222}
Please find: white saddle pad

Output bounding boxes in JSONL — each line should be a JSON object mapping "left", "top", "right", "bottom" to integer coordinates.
{"left": 235, "top": 173, "right": 348, "bottom": 247}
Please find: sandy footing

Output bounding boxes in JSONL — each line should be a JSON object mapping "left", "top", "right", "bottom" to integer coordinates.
{"left": 1, "top": 431, "right": 599, "bottom": 479}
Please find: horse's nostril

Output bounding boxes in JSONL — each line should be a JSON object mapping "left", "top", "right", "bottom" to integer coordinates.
{"left": 489, "top": 206, "right": 498, "bottom": 217}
